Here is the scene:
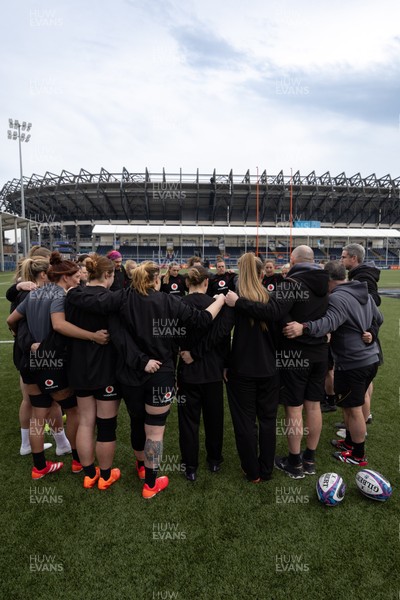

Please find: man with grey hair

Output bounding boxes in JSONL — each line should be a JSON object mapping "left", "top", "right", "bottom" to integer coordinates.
{"left": 340, "top": 243, "right": 381, "bottom": 426}
{"left": 283, "top": 260, "right": 383, "bottom": 466}
{"left": 341, "top": 243, "right": 381, "bottom": 306}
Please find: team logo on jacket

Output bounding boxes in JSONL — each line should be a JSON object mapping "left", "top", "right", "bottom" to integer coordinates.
{"left": 105, "top": 386, "right": 114, "bottom": 394}
{"left": 45, "top": 379, "right": 54, "bottom": 387}
{"left": 218, "top": 280, "right": 226, "bottom": 287}
{"left": 267, "top": 284, "right": 275, "bottom": 292}
{"left": 171, "top": 283, "right": 178, "bottom": 291}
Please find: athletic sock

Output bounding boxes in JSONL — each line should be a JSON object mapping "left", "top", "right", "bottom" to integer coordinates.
{"left": 72, "top": 449, "right": 80, "bottom": 463}
{"left": 352, "top": 441, "right": 365, "bottom": 458}
{"left": 83, "top": 463, "right": 97, "bottom": 478}
{"left": 344, "top": 430, "right": 353, "bottom": 446}
{"left": 303, "top": 448, "right": 315, "bottom": 462}
{"left": 137, "top": 460, "right": 144, "bottom": 468}
{"left": 21, "top": 428, "right": 30, "bottom": 447}
{"left": 100, "top": 468, "right": 111, "bottom": 481}
{"left": 145, "top": 466, "right": 157, "bottom": 488}
{"left": 326, "top": 394, "right": 336, "bottom": 406}
{"left": 52, "top": 430, "right": 70, "bottom": 449}
{"left": 288, "top": 452, "right": 302, "bottom": 467}
{"left": 32, "top": 451, "right": 46, "bottom": 471}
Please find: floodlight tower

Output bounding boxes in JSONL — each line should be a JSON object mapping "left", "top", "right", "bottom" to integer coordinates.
{"left": 7, "top": 119, "right": 32, "bottom": 256}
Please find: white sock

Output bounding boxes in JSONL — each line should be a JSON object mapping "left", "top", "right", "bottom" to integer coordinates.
{"left": 52, "top": 430, "right": 71, "bottom": 450}
{"left": 21, "top": 428, "right": 30, "bottom": 447}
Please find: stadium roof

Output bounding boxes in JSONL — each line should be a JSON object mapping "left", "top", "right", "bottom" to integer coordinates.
{"left": 1, "top": 168, "right": 400, "bottom": 227}
{"left": 93, "top": 224, "right": 400, "bottom": 238}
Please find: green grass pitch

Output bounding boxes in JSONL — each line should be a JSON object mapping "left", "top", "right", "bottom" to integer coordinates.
{"left": 0, "top": 270, "right": 399, "bottom": 600}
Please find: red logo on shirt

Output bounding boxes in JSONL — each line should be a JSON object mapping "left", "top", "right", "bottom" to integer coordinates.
{"left": 267, "top": 284, "right": 275, "bottom": 292}
{"left": 218, "top": 280, "right": 226, "bottom": 287}
{"left": 105, "top": 386, "right": 114, "bottom": 394}
{"left": 45, "top": 379, "right": 54, "bottom": 387}
{"left": 162, "top": 391, "right": 172, "bottom": 403}
{"left": 171, "top": 283, "right": 178, "bottom": 291}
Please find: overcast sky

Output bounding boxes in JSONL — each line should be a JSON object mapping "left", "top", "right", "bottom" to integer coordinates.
{"left": 1, "top": 0, "right": 400, "bottom": 189}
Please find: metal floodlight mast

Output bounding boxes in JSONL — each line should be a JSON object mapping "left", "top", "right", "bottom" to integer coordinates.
{"left": 6, "top": 117, "right": 33, "bottom": 256}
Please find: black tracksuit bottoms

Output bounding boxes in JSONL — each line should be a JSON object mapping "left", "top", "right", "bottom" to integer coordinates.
{"left": 226, "top": 372, "right": 279, "bottom": 481}
{"left": 177, "top": 380, "right": 224, "bottom": 469}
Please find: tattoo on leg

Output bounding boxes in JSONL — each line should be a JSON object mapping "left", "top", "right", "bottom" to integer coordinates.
{"left": 144, "top": 438, "right": 163, "bottom": 469}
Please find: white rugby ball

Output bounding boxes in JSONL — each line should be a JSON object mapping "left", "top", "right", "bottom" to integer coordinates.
{"left": 355, "top": 469, "right": 392, "bottom": 502}
{"left": 316, "top": 472, "right": 346, "bottom": 506}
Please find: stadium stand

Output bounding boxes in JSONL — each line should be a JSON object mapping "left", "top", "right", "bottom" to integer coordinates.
{"left": 1, "top": 169, "right": 399, "bottom": 269}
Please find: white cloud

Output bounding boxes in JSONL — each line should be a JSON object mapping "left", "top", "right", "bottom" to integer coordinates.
{"left": 1, "top": 0, "right": 399, "bottom": 196}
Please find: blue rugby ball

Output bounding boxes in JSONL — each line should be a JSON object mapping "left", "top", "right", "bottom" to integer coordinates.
{"left": 316, "top": 473, "right": 346, "bottom": 506}
{"left": 355, "top": 469, "right": 392, "bottom": 502}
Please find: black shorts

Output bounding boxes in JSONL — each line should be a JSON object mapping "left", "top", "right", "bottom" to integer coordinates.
{"left": 279, "top": 361, "right": 327, "bottom": 407}
{"left": 75, "top": 384, "right": 122, "bottom": 401}
{"left": 29, "top": 392, "right": 77, "bottom": 409}
{"left": 334, "top": 363, "right": 378, "bottom": 408}
{"left": 122, "top": 371, "right": 176, "bottom": 408}
{"left": 21, "top": 365, "right": 69, "bottom": 393}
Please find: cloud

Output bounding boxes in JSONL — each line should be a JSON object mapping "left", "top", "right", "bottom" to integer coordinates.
{"left": 171, "top": 25, "right": 245, "bottom": 70}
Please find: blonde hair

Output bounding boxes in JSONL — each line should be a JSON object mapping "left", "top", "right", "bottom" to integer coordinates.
{"left": 163, "top": 261, "right": 180, "bottom": 284}
{"left": 20, "top": 257, "right": 49, "bottom": 283}
{"left": 238, "top": 253, "right": 269, "bottom": 331}
{"left": 29, "top": 245, "right": 51, "bottom": 258}
{"left": 131, "top": 261, "right": 160, "bottom": 295}
{"left": 125, "top": 260, "right": 137, "bottom": 279}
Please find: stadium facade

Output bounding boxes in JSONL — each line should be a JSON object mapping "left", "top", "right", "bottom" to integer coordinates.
{"left": 1, "top": 168, "right": 399, "bottom": 268}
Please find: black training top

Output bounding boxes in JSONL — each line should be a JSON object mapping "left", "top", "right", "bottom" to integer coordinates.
{"left": 65, "top": 286, "right": 214, "bottom": 386}
{"left": 110, "top": 265, "right": 129, "bottom": 291}
{"left": 207, "top": 272, "right": 237, "bottom": 296}
{"left": 261, "top": 273, "right": 284, "bottom": 293}
{"left": 64, "top": 285, "right": 117, "bottom": 389}
{"left": 235, "top": 263, "right": 330, "bottom": 361}
{"left": 160, "top": 274, "right": 187, "bottom": 297}
{"left": 177, "top": 293, "right": 233, "bottom": 384}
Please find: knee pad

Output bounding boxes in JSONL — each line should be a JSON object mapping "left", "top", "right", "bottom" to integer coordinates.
{"left": 145, "top": 409, "right": 170, "bottom": 427}
{"left": 29, "top": 393, "right": 51, "bottom": 409}
{"left": 96, "top": 416, "right": 118, "bottom": 442}
{"left": 58, "top": 394, "right": 77, "bottom": 410}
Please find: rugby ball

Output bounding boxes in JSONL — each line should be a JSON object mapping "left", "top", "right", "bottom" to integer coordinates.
{"left": 355, "top": 469, "right": 392, "bottom": 502}
{"left": 316, "top": 473, "right": 346, "bottom": 506}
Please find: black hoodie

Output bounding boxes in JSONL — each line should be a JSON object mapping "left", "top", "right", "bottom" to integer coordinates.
{"left": 234, "top": 263, "right": 330, "bottom": 361}
{"left": 348, "top": 263, "right": 381, "bottom": 306}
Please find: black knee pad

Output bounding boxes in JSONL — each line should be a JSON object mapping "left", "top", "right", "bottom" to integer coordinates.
{"left": 29, "top": 393, "right": 51, "bottom": 409}
{"left": 96, "top": 416, "right": 118, "bottom": 442}
{"left": 145, "top": 409, "right": 170, "bottom": 427}
{"left": 58, "top": 394, "right": 77, "bottom": 410}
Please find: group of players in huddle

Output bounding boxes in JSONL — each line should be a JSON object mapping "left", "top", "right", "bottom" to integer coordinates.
{"left": 6, "top": 243, "right": 383, "bottom": 497}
